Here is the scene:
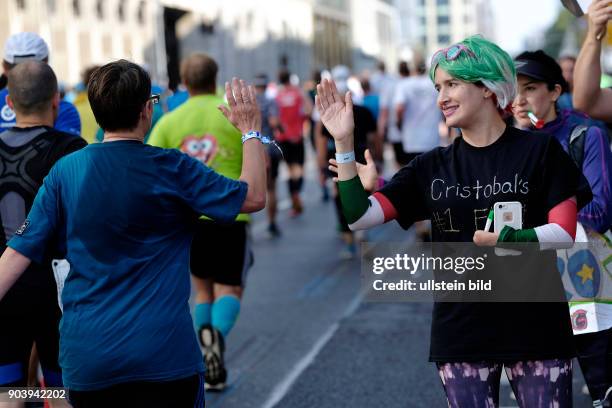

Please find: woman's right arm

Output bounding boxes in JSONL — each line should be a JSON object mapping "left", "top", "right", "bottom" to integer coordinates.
{"left": 316, "top": 79, "right": 397, "bottom": 230}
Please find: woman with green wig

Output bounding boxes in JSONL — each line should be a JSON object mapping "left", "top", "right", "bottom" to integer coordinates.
{"left": 318, "top": 35, "right": 592, "bottom": 406}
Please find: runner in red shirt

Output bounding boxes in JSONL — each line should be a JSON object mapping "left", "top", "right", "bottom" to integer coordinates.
{"left": 275, "top": 69, "right": 307, "bottom": 216}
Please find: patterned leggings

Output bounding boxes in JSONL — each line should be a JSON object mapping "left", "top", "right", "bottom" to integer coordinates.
{"left": 437, "top": 359, "right": 572, "bottom": 408}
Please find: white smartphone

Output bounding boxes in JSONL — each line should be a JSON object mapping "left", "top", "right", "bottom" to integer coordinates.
{"left": 493, "top": 201, "right": 523, "bottom": 233}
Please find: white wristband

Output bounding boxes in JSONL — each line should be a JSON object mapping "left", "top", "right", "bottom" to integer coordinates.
{"left": 335, "top": 151, "right": 355, "bottom": 164}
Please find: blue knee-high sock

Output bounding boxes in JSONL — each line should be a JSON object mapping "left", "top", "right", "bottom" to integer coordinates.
{"left": 211, "top": 295, "right": 241, "bottom": 338}
{"left": 194, "top": 303, "right": 212, "bottom": 329}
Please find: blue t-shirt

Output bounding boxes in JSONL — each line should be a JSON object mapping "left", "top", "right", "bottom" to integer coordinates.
{"left": 166, "top": 90, "right": 189, "bottom": 112}
{"left": 8, "top": 141, "right": 247, "bottom": 390}
{"left": 0, "top": 88, "right": 81, "bottom": 136}
{"left": 362, "top": 94, "right": 380, "bottom": 121}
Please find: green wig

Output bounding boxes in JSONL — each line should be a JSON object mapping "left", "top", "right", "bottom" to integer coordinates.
{"left": 429, "top": 35, "right": 517, "bottom": 110}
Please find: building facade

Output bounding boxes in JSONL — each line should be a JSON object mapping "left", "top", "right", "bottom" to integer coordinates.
{"left": 0, "top": 0, "right": 402, "bottom": 87}
{"left": 407, "top": 0, "right": 495, "bottom": 58}
{"left": 351, "top": 0, "right": 401, "bottom": 73}
{"left": 0, "top": 0, "right": 161, "bottom": 85}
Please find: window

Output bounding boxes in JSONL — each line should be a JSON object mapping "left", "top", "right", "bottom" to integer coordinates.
{"left": 72, "top": 0, "right": 80, "bottom": 16}
{"left": 437, "top": 24, "right": 450, "bottom": 35}
{"left": 437, "top": 5, "right": 449, "bottom": 14}
{"left": 137, "top": 1, "right": 146, "bottom": 24}
{"left": 437, "top": 15, "right": 449, "bottom": 25}
{"left": 316, "top": 0, "right": 347, "bottom": 10}
{"left": 436, "top": 0, "right": 449, "bottom": 4}
{"left": 438, "top": 34, "right": 450, "bottom": 44}
{"left": 96, "top": 0, "right": 104, "bottom": 19}
{"left": 117, "top": 2, "right": 125, "bottom": 21}
{"left": 16, "top": 0, "right": 26, "bottom": 9}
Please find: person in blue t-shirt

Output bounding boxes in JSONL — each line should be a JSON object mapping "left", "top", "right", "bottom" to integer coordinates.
{"left": 0, "top": 32, "right": 81, "bottom": 136}
{"left": 0, "top": 60, "right": 266, "bottom": 407}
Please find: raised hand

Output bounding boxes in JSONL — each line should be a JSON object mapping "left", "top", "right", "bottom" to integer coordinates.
{"left": 218, "top": 77, "right": 262, "bottom": 134}
{"left": 328, "top": 149, "right": 379, "bottom": 191}
{"left": 315, "top": 79, "right": 354, "bottom": 146}
{"left": 587, "top": 0, "right": 612, "bottom": 41}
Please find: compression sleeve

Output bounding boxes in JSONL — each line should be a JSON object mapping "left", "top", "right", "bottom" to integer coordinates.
{"left": 497, "top": 198, "right": 577, "bottom": 249}
{"left": 337, "top": 176, "right": 371, "bottom": 224}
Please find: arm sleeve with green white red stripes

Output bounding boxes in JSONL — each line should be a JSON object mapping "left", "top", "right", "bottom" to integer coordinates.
{"left": 337, "top": 176, "right": 398, "bottom": 231}
{"left": 497, "top": 198, "right": 577, "bottom": 249}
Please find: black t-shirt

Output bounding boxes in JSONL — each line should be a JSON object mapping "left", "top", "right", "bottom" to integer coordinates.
{"left": 0, "top": 126, "right": 87, "bottom": 307}
{"left": 323, "top": 105, "right": 376, "bottom": 164}
{"left": 379, "top": 126, "right": 592, "bottom": 362}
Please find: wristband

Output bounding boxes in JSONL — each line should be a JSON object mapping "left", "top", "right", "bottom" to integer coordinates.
{"left": 242, "top": 131, "right": 284, "bottom": 158}
{"left": 242, "top": 131, "right": 276, "bottom": 145}
{"left": 242, "top": 131, "right": 262, "bottom": 144}
{"left": 335, "top": 151, "right": 355, "bottom": 164}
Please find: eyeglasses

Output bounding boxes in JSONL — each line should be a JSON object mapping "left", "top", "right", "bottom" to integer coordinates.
{"left": 149, "top": 94, "right": 160, "bottom": 104}
{"left": 432, "top": 44, "right": 476, "bottom": 65}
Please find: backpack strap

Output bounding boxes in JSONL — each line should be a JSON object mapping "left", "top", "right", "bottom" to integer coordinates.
{"left": 568, "top": 125, "right": 588, "bottom": 169}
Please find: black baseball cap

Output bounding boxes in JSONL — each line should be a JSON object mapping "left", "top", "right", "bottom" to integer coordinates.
{"left": 514, "top": 50, "right": 569, "bottom": 93}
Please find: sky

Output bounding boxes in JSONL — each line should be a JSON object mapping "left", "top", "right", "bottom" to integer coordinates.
{"left": 491, "top": 0, "right": 563, "bottom": 55}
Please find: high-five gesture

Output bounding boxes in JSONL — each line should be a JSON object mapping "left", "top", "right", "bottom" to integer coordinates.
{"left": 218, "top": 77, "right": 262, "bottom": 134}
{"left": 315, "top": 79, "right": 354, "bottom": 148}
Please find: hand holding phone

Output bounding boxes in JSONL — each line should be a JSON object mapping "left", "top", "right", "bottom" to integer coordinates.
{"left": 493, "top": 201, "right": 523, "bottom": 233}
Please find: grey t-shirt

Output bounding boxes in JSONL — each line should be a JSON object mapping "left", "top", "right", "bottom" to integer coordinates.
{"left": 256, "top": 93, "right": 279, "bottom": 138}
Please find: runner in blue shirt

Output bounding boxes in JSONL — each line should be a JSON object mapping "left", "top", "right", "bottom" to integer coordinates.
{"left": 0, "top": 60, "right": 266, "bottom": 407}
{"left": 0, "top": 32, "right": 81, "bottom": 136}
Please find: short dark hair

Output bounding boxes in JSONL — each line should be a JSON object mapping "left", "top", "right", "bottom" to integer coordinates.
{"left": 278, "top": 69, "right": 291, "bottom": 85}
{"left": 2, "top": 57, "right": 49, "bottom": 74}
{"left": 398, "top": 61, "right": 410, "bottom": 77}
{"left": 88, "top": 60, "right": 151, "bottom": 132}
{"left": 83, "top": 65, "right": 101, "bottom": 89}
{"left": 416, "top": 61, "right": 427, "bottom": 75}
{"left": 360, "top": 78, "right": 371, "bottom": 93}
{"left": 180, "top": 53, "right": 217, "bottom": 93}
{"left": 8, "top": 60, "right": 57, "bottom": 115}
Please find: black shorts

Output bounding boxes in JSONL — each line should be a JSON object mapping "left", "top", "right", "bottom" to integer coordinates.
{"left": 190, "top": 220, "right": 253, "bottom": 287}
{"left": 68, "top": 373, "right": 205, "bottom": 408}
{"left": 278, "top": 140, "right": 304, "bottom": 166}
{"left": 0, "top": 290, "right": 62, "bottom": 387}
{"left": 267, "top": 145, "right": 282, "bottom": 188}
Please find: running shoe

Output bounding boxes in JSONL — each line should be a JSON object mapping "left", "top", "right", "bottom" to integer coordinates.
{"left": 290, "top": 195, "right": 303, "bottom": 217}
{"left": 199, "top": 325, "right": 227, "bottom": 391}
{"left": 321, "top": 185, "right": 329, "bottom": 202}
{"left": 267, "top": 223, "right": 281, "bottom": 238}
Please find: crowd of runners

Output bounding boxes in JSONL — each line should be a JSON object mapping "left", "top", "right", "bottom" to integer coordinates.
{"left": 0, "top": 0, "right": 610, "bottom": 407}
